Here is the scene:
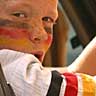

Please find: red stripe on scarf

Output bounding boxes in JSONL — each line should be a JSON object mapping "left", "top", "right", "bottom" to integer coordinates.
{"left": 62, "top": 73, "right": 78, "bottom": 96}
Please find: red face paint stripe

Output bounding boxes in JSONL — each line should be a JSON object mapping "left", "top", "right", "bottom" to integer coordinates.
{"left": 0, "top": 28, "right": 29, "bottom": 39}
{"left": 62, "top": 73, "right": 78, "bottom": 96}
{"left": 45, "top": 34, "right": 53, "bottom": 45}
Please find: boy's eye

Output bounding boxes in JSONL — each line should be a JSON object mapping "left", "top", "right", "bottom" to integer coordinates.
{"left": 42, "top": 17, "right": 54, "bottom": 23}
{"left": 11, "top": 12, "right": 27, "bottom": 18}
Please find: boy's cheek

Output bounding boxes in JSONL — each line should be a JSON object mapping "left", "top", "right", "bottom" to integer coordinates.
{"left": 43, "top": 34, "right": 53, "bottom": 51}
{"left": 45, "top": 34, "right": 53, "bottom": 45}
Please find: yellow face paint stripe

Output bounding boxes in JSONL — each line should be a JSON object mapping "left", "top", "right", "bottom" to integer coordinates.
{"left": 0, "top": 37, "right": 34, "bottom": 50}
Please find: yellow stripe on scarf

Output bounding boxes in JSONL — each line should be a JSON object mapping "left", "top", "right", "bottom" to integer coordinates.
{"left": 80, "top": 74, "right": 96, "bottom": 96}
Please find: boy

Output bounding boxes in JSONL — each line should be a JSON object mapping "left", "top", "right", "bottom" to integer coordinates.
{"left": 0, "top": 0, "right": 96, "bottom": 96}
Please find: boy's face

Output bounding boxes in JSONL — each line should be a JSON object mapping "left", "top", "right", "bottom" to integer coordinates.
{"left": 0, "top": 0, "right": 58, "bottom": 62}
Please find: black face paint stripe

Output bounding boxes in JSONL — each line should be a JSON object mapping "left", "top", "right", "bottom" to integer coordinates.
{"left": 0, "top": 18, "right": 54, "bottom": 34}
{"left": 46, "top": 71, "right": 63, "bottom": 96}
{"left": 0, "top": 18, "right": 30, "bottom": 29}
{"left": 44, "top": 27, "right": 53, "bottom": 34}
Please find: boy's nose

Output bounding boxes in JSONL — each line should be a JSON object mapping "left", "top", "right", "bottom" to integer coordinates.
{"left": 28, "top": 22, "right": 48, "bottom": 43}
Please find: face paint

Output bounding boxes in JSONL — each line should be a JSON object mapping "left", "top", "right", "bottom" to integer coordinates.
{"left": 42, "top": 26, "right": 53, "bottom": 50}
{"left": 0, "top": 19, "right": 31, "bottom": 39}
{"left": 0, "top": 28, "right": 29, "bottom": 39}
{"left": 0, "top": 18, "right": 30, "bottom": 29}
{"left": 44, "top": 27, "right": 53, "bottom": 34}
{"left": 44, "top": 34, "right": 53, "bottom": 49}
{"left": 44, "top": 27, "right": 53, "bottom": 45}
{"left": 0, "top": 18, "right": 34, "bottom": 53}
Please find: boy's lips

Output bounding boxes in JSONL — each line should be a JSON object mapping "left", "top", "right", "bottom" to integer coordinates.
{"left": 31, "top": 51, "right": 44, "bottom": 62}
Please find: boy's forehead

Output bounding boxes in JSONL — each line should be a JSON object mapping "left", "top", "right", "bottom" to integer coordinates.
{"left": 33, "top": 0, "right": 58, "bottom": 10}
{"left": 2, "top": 0, "right": 58, "bottom": 8}
{"left": 37, "top": 0, "right": 58, "bottom": 4}
{"left": 30, "top": 0, "right": 58, "bottom": 18}
{"left": 27, "top": 0, "right": 58, "bottom": 8}
{"left": 3, "top": 0, "right": 58, "bottom": 10}
{"left": 0, "top": 0, "right": 58, "bottom": 19}
{"left": 4, "top": 0, "right": 58, "bottom": 4}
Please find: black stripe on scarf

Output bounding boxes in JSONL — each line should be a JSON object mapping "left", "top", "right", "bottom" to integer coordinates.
{"left": 46, "top": 71, "right": 63, "bottom": 96}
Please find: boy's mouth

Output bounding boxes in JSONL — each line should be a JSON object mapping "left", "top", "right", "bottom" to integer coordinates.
{"left": 32, "top": 52, "right": 43, "bottom": 62}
